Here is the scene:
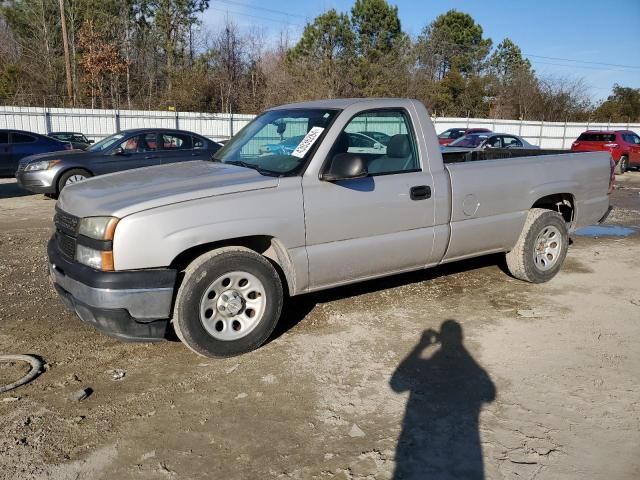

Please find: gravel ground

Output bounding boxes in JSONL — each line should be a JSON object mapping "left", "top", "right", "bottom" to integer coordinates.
{"left": 0, "top": 173, "right": 639, "bottom": 480}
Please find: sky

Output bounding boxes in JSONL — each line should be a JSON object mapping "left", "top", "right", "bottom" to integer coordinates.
{"left": 201, "top": 0, "right": 640, "bottom": 102}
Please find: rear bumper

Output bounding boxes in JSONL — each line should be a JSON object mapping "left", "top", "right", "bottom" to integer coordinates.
{"left": 48, "top": 239, "right": 177, "bottom": 342}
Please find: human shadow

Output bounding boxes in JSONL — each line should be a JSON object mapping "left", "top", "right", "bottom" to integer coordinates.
{"left": 390, "top": 321, "right": 496, "bottom": 480}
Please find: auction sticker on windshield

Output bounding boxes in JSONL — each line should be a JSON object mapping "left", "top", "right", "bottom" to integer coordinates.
{"left": 291, "top": 127, "right": 324, "bottom": 158}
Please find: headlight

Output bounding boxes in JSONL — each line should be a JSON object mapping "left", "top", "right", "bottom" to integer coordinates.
{"left": 76, "top": 244, "right": 114, "bottom": 271}
{"left": 24, "top": 160, "right": 61, "bottom": 171}
{"left": 78, "top": 217, "right": 119, "bottom": 240}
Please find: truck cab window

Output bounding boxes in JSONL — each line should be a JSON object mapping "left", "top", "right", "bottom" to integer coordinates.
{"left": 339, "top": 110, "right": 419, "bottom": 175}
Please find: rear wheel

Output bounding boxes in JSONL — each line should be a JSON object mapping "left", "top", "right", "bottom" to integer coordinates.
{"left": 57, "top": 168, "right": 92, "bottom": 194}
{"left": 173, "top": 247, "right": 283, "bottom": 357}
{"left": 506, "top": 208, "right": 569, "bottom": 283}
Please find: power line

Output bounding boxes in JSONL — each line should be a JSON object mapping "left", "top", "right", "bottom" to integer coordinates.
{"left": 213, "top": 0, "right": 310, "bottom": 21}
{"left": 528, "top": 59, "right": 640, "bottom": 73}
{"left": 524, "top": 53, "right": 640, "bottom": 70}
{"left": 207, "top": 6, "right": 305, "bottom": 29}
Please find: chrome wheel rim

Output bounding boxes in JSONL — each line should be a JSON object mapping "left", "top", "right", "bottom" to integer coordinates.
{"left": 199, "top": 271, "right": 266, "bottom": 341}
{"left": 533, "top": 225, "right": 562, "bottom": 271}
{"left": 64, "top": 174, "right": 86, "bottom": 186}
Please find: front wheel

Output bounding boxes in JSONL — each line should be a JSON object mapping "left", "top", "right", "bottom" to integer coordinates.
{"left": 505, "top": 208, "right": 569, "bottom": 283}
{"left": 57, "top": 168, "right": 92, "bottom": 193}
{"left": 173, "top": 247, "right": 283, "bottom": 357}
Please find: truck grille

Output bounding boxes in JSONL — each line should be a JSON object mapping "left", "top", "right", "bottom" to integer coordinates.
{"left": 54, "top": 209, "right": 79, "bottom": 259}
{"left": 54, "top": 209, "right": 80, "bottom": 236}
{"left": 56, "top": 232, "right": 76, "bottom": 259}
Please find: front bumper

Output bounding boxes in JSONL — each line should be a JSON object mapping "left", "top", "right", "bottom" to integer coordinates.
{"left": 15, "top": 169, "right": 57, "bottom": 194}
{"left": 48, "top": 239, "right": 177, "bottom": 342}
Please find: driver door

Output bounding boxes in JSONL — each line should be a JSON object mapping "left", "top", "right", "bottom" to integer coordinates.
{"left": 302, "top": 109, "right": 437, "bottom": 290}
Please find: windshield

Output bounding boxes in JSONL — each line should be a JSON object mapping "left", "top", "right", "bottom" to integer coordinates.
{"left": 448, "top": 133, "right": 489, "bottom": 148}
{"left": 88, "top": 133, "right": 125, "bottom": 152}
{"left": 213, "top": 108, "right": 338, "bottom": 175}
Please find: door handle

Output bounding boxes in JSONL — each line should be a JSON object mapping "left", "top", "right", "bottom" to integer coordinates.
{"left": 144, "top": 155, "right": 155, "bottom": 159}
{"left": 410, "top": 185, "right": 431, "bottom": 200}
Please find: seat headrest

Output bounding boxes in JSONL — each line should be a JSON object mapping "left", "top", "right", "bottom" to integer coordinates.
{"left": 387, "top": 134, "right": 411, "bottom": 158}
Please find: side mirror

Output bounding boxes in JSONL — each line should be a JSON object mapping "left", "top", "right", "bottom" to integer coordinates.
{"left": 322, "top": 153, "right": 368, "bottom": 181}
{"left": 112, "top": 147, "right": 125, "bottom": 156}
{"left": 89, "top": 139, "right": 94, "bottom": 144}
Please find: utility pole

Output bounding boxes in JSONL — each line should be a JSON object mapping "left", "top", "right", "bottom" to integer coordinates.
{"left": 58, "top": 0, "right": 74, "bottom": 106}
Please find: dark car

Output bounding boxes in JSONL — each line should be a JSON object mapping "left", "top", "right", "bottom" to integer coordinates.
{"left": 16, "top": 128, "right": 221, "bottom": 196}
{"left": 0, "top": 129, "right": 71, "bottom": 176}
{"left": 437, "top": 127, "right": 492, "bottom": 146}
{"left": 49, "top": 132, "right": 94, "bottom": 150}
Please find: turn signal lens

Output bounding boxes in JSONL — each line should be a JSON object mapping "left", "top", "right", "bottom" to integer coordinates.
{"left": 76, "top": 245, "right": 114, "bottom": 271}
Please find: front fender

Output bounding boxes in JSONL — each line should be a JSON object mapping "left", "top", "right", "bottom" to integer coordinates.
{"left": 112, "top": 178, "right": 308, "bottom": 291}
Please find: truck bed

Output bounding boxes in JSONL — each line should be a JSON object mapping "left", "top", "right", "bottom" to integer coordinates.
{"left": 439, "top": 150, "right": 611, "bottom": 263}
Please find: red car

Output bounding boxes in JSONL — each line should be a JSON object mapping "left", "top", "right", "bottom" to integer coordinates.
{"left": 437, "top": 127, "right": 492, "bottom": 146}
{"left": 571, "top": 130, "right": 640, "bottom": 174}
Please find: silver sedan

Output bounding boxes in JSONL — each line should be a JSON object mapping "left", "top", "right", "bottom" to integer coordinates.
{"left": 442, "top": 132, "right": 540, "bottom": 152}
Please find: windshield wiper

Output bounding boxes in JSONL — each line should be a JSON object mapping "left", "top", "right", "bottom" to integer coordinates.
{"left": 224, "top": 160, "right": 280, "bottom": 177}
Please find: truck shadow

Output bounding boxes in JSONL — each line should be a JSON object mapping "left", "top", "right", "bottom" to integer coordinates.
{"left": 390, "top": 321, "right": 495, "bottom": 479}
{"left": 271, "top": 253, "right": 508, "bottom": 341}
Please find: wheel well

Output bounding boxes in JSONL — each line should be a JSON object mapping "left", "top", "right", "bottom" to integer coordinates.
{"left": 169, "top": 236, "right": 294, "bottom": 296}
{"left": 55, "top": 167, "right": 93, "bottom": 192}
{"left": 531, "top": 193, "right": 574, "bottom": 224}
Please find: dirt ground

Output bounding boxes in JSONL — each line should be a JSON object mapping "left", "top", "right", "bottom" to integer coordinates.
{"left": 0, "top": 173, "right": 639, "bottom": 480}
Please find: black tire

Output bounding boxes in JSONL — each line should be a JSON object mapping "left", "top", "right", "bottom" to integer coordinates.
{"left": 505, "top": 208, "right": 569, "bottom": 283}
{"left": 173, "top": 247, "right": 283, "bottom": 357}
{"left": 621, "top": 156, "right": 628, "bottom": 174}
{"left": 57, "top": 168, "right": 92, "bottom": 194}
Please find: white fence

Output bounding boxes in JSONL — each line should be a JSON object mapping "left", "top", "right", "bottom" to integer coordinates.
{"left": 432, "top": 117, "right": 640, "bottom": 149}
{"left": 0, "top": 105, "right": 638, "bottom": 149}
{"left": 0, "top": 106, "right": 255, "bottom": 143}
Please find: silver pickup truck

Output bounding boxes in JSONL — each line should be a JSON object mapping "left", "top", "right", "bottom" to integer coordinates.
{"left": 48, "top": 99, "right": 612, "bottom": 357}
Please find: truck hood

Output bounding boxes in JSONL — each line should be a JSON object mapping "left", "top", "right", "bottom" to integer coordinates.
{"left": 57, "top": 161, "right": 279, "bottom": 218}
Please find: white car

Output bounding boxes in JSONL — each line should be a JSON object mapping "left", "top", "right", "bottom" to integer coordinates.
{"left": 443, "top": 133, "right": 539, "bottom": 151}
